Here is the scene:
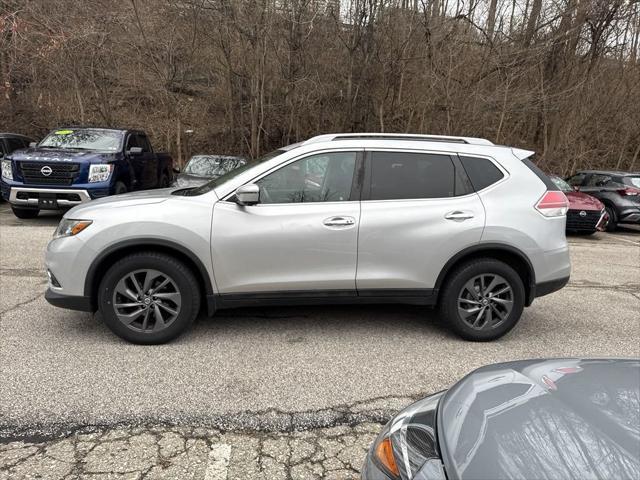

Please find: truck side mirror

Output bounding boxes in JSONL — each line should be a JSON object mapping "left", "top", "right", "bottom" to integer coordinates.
{"left": 127, "top": 146, "right": 143, "bottom": 156}
{"left": 172, "top": 167, "right": 180, "bottom": 174}
{"left": 29, "top": 142, "right": 37, "bottom": 148}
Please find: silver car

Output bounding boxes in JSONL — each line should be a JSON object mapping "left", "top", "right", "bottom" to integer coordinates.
{"left": 45, "top": 133, "right": 571, "bottom": 344}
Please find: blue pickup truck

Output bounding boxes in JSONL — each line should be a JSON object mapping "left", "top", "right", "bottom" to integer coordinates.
{"left": 0, "top": 127, "right": 173, "bottom": 218}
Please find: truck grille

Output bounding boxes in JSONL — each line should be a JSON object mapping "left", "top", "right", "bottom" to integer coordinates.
{"left": 566, "top": 209, "right": 601, "bottom": 231}
{"left": 19, "top": 162, "right": 81, "bottom": 186}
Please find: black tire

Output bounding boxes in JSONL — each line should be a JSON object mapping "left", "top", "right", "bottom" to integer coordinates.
{"left": 114, "top": 181, "right": 128, "bottom": 195}
{"left": 439, "top": 259, "right": 525, "bottom": 341}
{"left": 604, "top": 205, "right": 617, "bottom": 232}
{"left": 98, "top": 252, "right": 201, "bottom": 344}
{"left": 159, "top": 174, "right": 169, "bottom": 188}
{"left": 11, "top": 206, "right": 40, "bottom": 219}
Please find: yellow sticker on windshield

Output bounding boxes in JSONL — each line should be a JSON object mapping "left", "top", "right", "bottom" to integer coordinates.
{"left": 54, "top": 129, "right": 74, "bottom": 135}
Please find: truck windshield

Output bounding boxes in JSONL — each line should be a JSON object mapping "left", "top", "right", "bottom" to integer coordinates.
{"left": 184, "top": 149, "right": 286, "bottom": 196}
{"left": 39, "top": 129, "right": 123, "bottom": 152}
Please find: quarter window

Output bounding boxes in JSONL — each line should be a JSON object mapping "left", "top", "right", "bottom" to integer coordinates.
{"left": 257, "top": 152, "right": 357, "bottom": 204}
{"left": 567, "top": 173, "right": 586, "bottom": 187}
{"left": 369, "top": 152, "right": 456, "bottom": 200}
{"left": 459, "top": 156, "right": 504, "bottom": 191}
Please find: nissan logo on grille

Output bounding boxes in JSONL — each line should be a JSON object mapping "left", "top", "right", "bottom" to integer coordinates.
{"left": 579, "top": 210, "right": 587, "bottom": 217}
{"left": 40, "top": 165, "right": 53, "bottom": 176}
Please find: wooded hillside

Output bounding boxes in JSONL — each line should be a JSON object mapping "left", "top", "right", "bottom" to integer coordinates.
{"left": 2, "top": 0, "right": 639, "bottom": 173}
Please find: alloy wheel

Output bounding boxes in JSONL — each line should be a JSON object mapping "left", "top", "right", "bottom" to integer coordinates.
{"left": 457, "top": 274, "right": 513, "bottom": 330}
{"left": 112, "top": 269, "right": 182, "bottom": 333}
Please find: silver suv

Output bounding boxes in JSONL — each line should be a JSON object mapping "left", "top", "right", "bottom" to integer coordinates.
{"left": 45, "top": 133, "right": 571, "bottom": 344}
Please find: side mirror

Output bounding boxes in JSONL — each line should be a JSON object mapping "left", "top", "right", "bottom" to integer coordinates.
{"left": 235, "top": 184, "right": 259, "bottom": 206}
{"left": 127, "top": 146, "right": 143, "bottom": 156}
{"left": 172, "top": 167, "right": 180, "bottom": 174}
{"left": 29, "top": 142, "right": 37, "bottom": 148}
{"left": 573, "top": 185, "right": 580, "bottom": 192}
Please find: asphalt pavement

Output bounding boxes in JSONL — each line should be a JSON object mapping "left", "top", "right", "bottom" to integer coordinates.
{"left": 1, "top": 202, "right": 639, "bottom": 443}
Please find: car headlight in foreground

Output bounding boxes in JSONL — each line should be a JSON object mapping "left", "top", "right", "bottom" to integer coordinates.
{"left": 365, "top": 391, "right": 446, "bottom": 480}
{"left": 53, "top": 219, "right": 92, "bottom": 239}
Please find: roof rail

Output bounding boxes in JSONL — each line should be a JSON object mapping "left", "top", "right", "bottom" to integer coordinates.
{"left": 302, "top": 133, "right": 494, "bottom": 146}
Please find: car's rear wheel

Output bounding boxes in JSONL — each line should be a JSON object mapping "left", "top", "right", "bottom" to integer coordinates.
{"left": 11, "top": 206, "right": 40, "bottom": 219}
{"left": 604, "top": 205, "right": 617, "bottom": 232}
{"left": 439, "top": 259, "right": 525, "bottom": 341}
{"left": 98, "top": 252, "right": 200, "bottom": 344}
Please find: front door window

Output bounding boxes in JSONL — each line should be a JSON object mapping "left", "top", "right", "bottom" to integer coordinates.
{"left": 256, "top": 152, "right": 357, "bottom": 204}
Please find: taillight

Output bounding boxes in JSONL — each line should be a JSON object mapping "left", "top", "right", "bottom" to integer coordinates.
{"left": 618, "top": 187, "right": 640, "bottom": 196}
{"left": 535, "top": 191, "right": 568, "bottom": 217}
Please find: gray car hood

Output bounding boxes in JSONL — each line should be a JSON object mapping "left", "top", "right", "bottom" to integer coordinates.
{"left": 65, "top": 188, "right": 177, "bottom": 218}
{"left": 438, "top": 358, "right": 640, "bottom": 480}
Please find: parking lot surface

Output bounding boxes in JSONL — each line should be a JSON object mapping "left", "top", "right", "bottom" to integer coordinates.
{"left": 1, "top": 202, "right": 639, "bottom": 478}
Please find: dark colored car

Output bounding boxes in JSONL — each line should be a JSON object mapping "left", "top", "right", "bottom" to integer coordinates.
{"left": 0, "top": 132, "right": 37, "bottom": 157}
{"left": 362, "top": 358, "right": 640, "bottom": 480}
{"left": 172, "top": 154, "right": 247, "bottom": 188}
{"left": 0, "top": 133, "right": 38, "bottom": 202}
{"left": 550, "top": 175, "right": 608, "bottom": 234}
{"left": 566, "top": 170, "right": 640, "bottom": 231}
{"left": 0, "top": 127, "right": 173, "bottom": 218}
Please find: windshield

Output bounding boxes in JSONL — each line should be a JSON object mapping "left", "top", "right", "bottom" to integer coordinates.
{"left": 184, "top": 149, "right": 286, "bottom": 196}
{"left": 39, "top": 129, "right": 123, "bottom": 152}
{"left": 184, "top": 155, "right": 247, "bottom": 178}
{"left": 623, "top": 176, "right": 640, "bottom": 188}
{"left": 551, "top": 176, "right": 573, "bottom": 192}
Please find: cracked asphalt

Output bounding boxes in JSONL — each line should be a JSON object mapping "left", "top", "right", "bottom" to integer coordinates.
{"left": 1, "top": 202, "right": 639, "bottom": 478}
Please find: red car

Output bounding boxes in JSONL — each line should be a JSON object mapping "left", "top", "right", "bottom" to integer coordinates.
{"left": 550, "top": 176, "right": 608, "bottom": 234}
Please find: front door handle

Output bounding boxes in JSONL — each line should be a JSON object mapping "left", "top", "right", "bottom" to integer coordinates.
{"left": 444, "top": 211, "right": 474, "bottom": 221}
{"left": 323, "top": 216, "right": 356, "bottom": 227}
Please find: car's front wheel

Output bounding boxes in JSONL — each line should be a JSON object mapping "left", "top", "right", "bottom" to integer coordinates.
{"left": 11, "top": 206, "right": 40, "bottom": 219}
{"left": 604, "top": 205, "right": 617, "bottom": 232}
{"left": 439, "top": 259, "right": 525, "bottom": 341}
{"left": 98, "top": 252, "right": 201, "bottom": 344}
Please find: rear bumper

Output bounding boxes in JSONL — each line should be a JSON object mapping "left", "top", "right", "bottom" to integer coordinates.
{"left": 45, "top": 288, "right": 94, "bottom": 312}
{"left": 534, "top": 275, "right": 570, "bottom": 298}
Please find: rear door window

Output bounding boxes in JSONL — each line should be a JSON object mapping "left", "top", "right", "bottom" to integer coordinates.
{"left": 459, "top": 156, "right": 504, "bottom": 191}
{"left": 623, "top": 176, "right": 640, "bottom": 188}
{"left": 368, "top": 152, "right": 456, "bottom": 200}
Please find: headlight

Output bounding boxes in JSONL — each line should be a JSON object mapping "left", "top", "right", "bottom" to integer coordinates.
{"left": 370, "top": 392, "right": 446, "bottom": 480}
{"left": 88, "top": 164, "right": 113, "bottom": 183}
{"left": 1, "top": 159, "right": 13, "bottom": 180}
{"left": 54, "top": 219, "right": 92, "bottom": 239}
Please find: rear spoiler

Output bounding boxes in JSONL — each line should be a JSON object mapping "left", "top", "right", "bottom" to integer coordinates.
{"left": 511, "top": 148, "right": 535, "bottom": 160}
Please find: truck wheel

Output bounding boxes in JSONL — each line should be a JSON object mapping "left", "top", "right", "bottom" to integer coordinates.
{"left": 159, "top": 174, "right": 169, "bottom": 188}
{"left": 11, "top": 206, "right": 40, "bottom": 219}
{"left": 114, "top": 181, "right": 127, "bottom": 195}
{"left": 98, "top": 252, "right": 201, "bottom": 344}
{"left": 439, "top": 259, "right": 525, "bottom": 341}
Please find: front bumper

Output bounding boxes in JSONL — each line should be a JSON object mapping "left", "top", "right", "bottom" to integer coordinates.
{"left": 45, "top": 288, "right": 94, "bottom": 312}
{"left": 9, "top": 186, "right": 92, "bottom": 209}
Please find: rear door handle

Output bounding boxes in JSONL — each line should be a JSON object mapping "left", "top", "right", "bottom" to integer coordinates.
{"left": 323, "top": 216, "right": 356, "bottom": 227}
{"left": 444, "top": 211, "right": 474, "bottom": 221}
